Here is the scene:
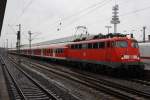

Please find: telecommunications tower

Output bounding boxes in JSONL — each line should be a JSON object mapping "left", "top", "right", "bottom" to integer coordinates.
{"left": 111, "top": 4, "right": 120, "bottom": 34}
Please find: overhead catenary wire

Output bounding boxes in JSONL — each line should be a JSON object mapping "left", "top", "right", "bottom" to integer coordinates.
{"left": 36, "top": 0, "right": 130, "bottom": 35}
{"left": 120, "top": 6, "right": 150, "bottom": 17}
{"left": 33, "top": 0, "right": 112, "bottom": 31}
{"left": 62, "top": 1, "right": 150, "bottom": 31}
{"left": 56, "top": 4, "right": 150, "bottom": 37}
{"left": 12, "top": 0, "right": 35, "bottom": 25}
{"left": 61, "top": 0, "right": 111, "bottom": 21}
{"left": 36, "top": 0, "right": 112, "bottom": 39}
{"left": 20, "top": 0, "right": 111, "bottom": 44}
{"left": 83, "top": 5, "right": 150, "bottom": 28}
{"left": 7, "top": 0, "right": 150, "bottom": 45}
{"left": 35, "top": 0, "right": 112, "bottom": 35}
{"left": 62, "top": 0, "right": 112, "bottom": 28}
{"left": 39, "top": 0, "right": 141, "bottom": 38}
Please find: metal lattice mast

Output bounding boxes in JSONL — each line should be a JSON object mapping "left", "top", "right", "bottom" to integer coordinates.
{"left": 111, "top": 5, "right": 120, "bottom": 34}
{"left": 143, "top": 26, "right": 146, "bottom": 42}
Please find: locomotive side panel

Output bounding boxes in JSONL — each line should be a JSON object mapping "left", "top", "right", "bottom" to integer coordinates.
{"left": 67, "top": 42, "right": 107, "bottom": 62}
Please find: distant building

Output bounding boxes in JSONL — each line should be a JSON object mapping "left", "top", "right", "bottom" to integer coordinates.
{"left": 148, "top": 35, "right": 150, "bottom": 41}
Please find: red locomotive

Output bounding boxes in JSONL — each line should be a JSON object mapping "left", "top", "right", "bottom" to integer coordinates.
{"left": 11, "top": 34, "right": 145, "bottom": 75}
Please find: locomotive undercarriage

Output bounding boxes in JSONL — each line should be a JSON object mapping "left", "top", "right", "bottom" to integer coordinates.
{"left": 11, "top": 53, "right": 145, "bottom": 77}
{"left": 66, "top": 59, "right": 145, "bottom": 77}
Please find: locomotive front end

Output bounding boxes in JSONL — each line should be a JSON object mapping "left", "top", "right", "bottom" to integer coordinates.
{"left": 115, "top": 38, "right": 145, "bottom": 72}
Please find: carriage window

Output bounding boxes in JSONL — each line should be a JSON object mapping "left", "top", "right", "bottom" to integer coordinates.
{"left": 99, "top": 42, "right": 105, "bottom": 48}
{"left": 93, "top": 43, "right": 98, "bottom": 48}
{"left": 78, "top": 44, "right": 82, "bottom": 49}
{"left": 82, "top": 44, "right": 87, "bottom": 49}
{"left": 111, "top": 42, "right": 115, "bottom": 47}
{"left": 71, "top": 45, "right": 75, "bottom": 49}
{"left": 116, "top": 41, "right": 128, "bottom": 48}
{"left": 60, "top": 49, "right": 62, "bottom": 53}
{"left": 106, "top": 41, "right": 115, "bottom": 48}
{"left": 56, "top": 49, "right": 63, "bottom": 53}
{"left": 88, "top": 43, "right": 93, "bottom": 49}
{"left": 74, "top": 44, "right": 81, "bottom": 49}
{"left": 75, "top": 44, "right": 78, "bottom": 49}
{"left": 59, "top": 49, "right": 61, "bottom": 53}
{"left": 131, "top": 40, "right": 139, "bottom": 48}
{"left": 62, "top": 49, "right": 64, "bottom": 53}
{"left": 107, "top": 42, "right": 110, "bottom": 47}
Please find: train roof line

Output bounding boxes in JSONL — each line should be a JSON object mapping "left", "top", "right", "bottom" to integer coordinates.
{"left": 12, "top": 33, "right": 135, "bottom": 50}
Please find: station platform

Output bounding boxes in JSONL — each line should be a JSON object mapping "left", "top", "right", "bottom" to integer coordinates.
{"left": 0, "top": 64, "right": 10, "bottom": 100}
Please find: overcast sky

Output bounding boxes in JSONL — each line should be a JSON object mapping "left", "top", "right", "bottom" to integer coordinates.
{"left": 1, "top": 0, "right": 150, "bottom": 48}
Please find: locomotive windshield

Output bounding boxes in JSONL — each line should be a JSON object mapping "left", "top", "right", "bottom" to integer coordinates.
{"left": 131, "top": 40, "right": 139, "bottom": 48}
{"left": 115, "top": 41, "right": 128, "bottom": 48}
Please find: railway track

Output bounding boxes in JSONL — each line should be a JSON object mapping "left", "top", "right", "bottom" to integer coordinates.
{"left": 0, "top": 55, "right": 60, "bottom": 100}
{"left": 129, "top": 79, "right": 150, "bottom": 86}
{"left": 10, "top": 55, "right": 150, "bottom": 100}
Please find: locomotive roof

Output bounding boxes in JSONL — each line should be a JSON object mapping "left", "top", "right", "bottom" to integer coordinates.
{"left": 68, "top": 37, "right": 133, "bottom": 45}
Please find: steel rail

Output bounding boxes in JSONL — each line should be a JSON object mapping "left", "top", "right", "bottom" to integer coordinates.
{"left": 129, "top": 79, "right": 150, "bottom": 86}
{"left": 0, "top": 55, "right": 26, "bottom": 100}
{"left": 21, "top": 59, "right": 142, "bottom": 100}
{"left": 25, "top": 59, "right": 150, "bottom": 100}
{"left": 10, "top": 55, "right": 150, "bottom": 99}
{"left": 1, "top": 55, "right": 60, "bottom": 100}
{"left": 10, "top": 58, "right": 60, "bottom": 100}
{"left": 36, "top": 59, "right": 150, "bottom": 99}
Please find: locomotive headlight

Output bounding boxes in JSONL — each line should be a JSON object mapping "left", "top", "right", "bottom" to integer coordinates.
{"left": 133, "top": 55, "right": 140, "bottom": 59}
{"left": 124, "top": 55, "right": 130, "bottom": 59}
{"left": 133, "top": 55, "right": 137, "bottom": 59}
{"left": 121, "top": 55, "right": 129, "bottom": 59}
{"left": 121, "top": 55, "right": 140, "bottom": 60}
{"left": 137, "top": 55, "right": 140, "bottom": 59}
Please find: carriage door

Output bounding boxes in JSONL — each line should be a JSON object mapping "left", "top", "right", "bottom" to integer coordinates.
{"left": 53, "top": 49, "right": 56, "bottom": 57}
{"left": 106, "top": 41, "right": 112, "bottom": 62}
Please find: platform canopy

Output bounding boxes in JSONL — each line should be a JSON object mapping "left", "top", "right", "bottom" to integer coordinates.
{"left": 0, "top": 0, "right": 7, "bottom": 36}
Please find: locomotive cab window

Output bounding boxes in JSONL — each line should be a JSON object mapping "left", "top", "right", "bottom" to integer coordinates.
{"left": 115, "top": 41, "right": 128, "bottom": 48}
